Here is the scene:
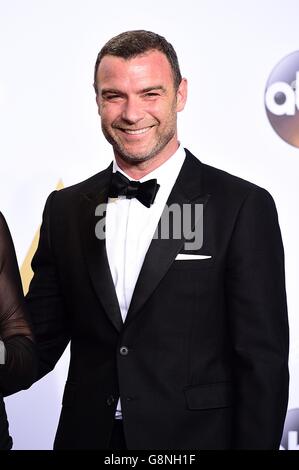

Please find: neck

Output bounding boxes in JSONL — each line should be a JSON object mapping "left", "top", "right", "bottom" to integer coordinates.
{"left": 114, "top": 140, "right": 180, "bottom": 180}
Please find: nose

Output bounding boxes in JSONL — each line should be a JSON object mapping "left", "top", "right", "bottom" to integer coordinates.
{"left": 121, "top": 96, "right": 144, "bottom": 124}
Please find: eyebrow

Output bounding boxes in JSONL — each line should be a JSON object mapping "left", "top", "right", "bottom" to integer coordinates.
{"left": 141, "top": 86, "right": 166, "bottom": 93}
{"left": 101, "top": 85, "right": 166, "bottom": 96}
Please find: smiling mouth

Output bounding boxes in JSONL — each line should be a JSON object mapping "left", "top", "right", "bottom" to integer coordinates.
{"left": 116, "top": 126, "right": 154, "bottom": 135}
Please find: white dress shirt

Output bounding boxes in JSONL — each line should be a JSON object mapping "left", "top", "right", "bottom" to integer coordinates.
{"left": 105, "top": 144, "right": 186, "bottom": 418}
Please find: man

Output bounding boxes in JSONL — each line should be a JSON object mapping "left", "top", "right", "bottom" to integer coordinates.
{"left": 26, "top": 30, "right": 289, "bottom": 450}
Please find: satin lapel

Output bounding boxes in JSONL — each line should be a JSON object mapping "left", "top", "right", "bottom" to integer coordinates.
{"left": 79, "top": 164, "right": 123, "bottom": 333}
{"left": 125, "top": 150, "right": 210, "bottom": 326}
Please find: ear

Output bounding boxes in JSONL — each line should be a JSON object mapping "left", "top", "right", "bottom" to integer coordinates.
{"left": 176, "top": 78, "right": 188, "bottom": 112}
{"left": 95, "top": 94, "right": 101, "bottom": 116}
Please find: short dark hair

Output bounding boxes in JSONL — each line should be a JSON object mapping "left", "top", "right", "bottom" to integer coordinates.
{"left": 93, "top": 30, "right": 182, "bottom": 93}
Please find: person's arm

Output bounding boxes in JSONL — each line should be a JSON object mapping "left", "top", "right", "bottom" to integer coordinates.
{"left": 226, "top": 187, "right": 289, "bottom": 449}
{"left": 26, "top": 192, "right": 70, "bottom": 380}
{"left": 0, "top": 339, "right": 5, "bottom": 364}
{"left": 0, "top": 212, "right": 37, "bottom": 393}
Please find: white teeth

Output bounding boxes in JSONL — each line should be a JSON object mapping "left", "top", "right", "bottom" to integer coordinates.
{"left": 122, "top": 127, "right": 151, "bottom": 135}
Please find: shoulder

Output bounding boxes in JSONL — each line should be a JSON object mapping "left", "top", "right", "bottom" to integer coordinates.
{"left": 42, "top": 163, "right": 112, "bottom": 212}
{"left": 0, "top": 212, "right": 6, "bottom": 228}
{"left": 185, "top": 148, "right": 275, "bottom": 204}
{"left": 0, "top": 213, "right": 15, "bottom": 270}
{"left": 55, "top": 164, "right": 112, "bottom": 198}
{"left": 0, "top": 212, "right": 10, "bottom": 241}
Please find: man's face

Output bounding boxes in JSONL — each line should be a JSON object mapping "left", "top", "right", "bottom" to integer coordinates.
{"left": 95, "top": 50, "right": 187, "bottom": 165}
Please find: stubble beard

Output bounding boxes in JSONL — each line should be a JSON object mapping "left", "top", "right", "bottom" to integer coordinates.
{"left": 103, "top": 127, "right": 176, "bottom": 165}
{"left": 101, "top": 108, "right": 178, "bottom": 166}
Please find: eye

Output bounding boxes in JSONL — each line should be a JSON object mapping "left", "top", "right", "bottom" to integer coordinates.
{"left": 144, "top": 92, "right": 160, "bottom": 98}
{"left": 107, "top": 95, "right": 119, "bottom": 100}
{"left": 104, "top": 94, "right": 123, "bottom": 101}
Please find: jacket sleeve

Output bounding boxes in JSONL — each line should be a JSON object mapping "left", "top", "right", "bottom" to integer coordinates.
{"left": 225, "top": 187, "right": 289, "bottom": 449}
{"left": 0, "top": 212, "right": 37, "bottom": 394}
{"left": 26, "top": 191, "right": 70, "bottom": 380}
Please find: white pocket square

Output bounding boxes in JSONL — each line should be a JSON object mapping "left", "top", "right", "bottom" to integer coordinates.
{"left": 175, "top": 254, "right": 212, "bottom": 260}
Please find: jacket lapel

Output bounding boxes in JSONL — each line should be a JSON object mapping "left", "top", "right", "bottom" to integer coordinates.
{"left": 125, "top": 150, "right": 210, "bottom": 326}
{"left": 79, "top": 150, "right": 210, "bottom": 332}
{"left": 79, "top": 164, "right": 123, "bottom": 333}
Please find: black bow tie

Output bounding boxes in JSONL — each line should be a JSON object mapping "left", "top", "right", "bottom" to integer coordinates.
{"left": 108, "top": 171, "right": 160, "bottom": 208}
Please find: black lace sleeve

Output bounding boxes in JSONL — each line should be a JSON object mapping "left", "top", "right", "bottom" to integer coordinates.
{"left": 0, "top": 212, "right": 36, "bottom": 393}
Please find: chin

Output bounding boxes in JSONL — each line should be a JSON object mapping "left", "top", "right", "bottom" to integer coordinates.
{"left": 118, "top": 152, "right": 153, "bottom": 165}
{"left": 115, "top": 144, "right": 156, "bottom": 163}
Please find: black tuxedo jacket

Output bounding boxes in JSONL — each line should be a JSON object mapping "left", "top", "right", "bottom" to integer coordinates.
{"left": 26, "top": 149, "right": 289, "bottom": 449}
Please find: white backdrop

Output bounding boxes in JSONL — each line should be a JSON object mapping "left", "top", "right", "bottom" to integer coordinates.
{"left": 1, "top": 0, "right": 298, "bottom": 449}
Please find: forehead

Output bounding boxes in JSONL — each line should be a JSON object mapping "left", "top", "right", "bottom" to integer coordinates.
{"left": 96, "top": 50, "right": 174, "bottom": 90}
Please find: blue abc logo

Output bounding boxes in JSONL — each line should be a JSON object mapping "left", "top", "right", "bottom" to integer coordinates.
{"left": 265, "top": 73, "right": 298, "bottom": 116}
{"left": 264, "top": 51, "right": 299, "bottom": 148}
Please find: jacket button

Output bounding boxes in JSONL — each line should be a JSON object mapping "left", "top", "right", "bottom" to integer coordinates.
{"left": 106, "top": 395, "right": 115, "bottom": 406}
{"left": 120, "top": 346, "right": 129, "bottom": 356}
